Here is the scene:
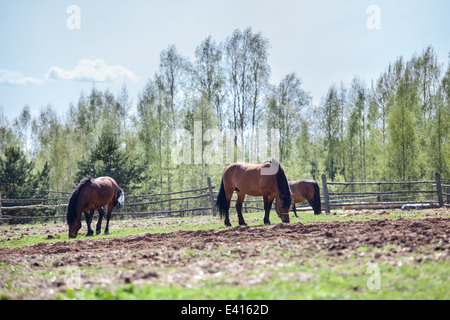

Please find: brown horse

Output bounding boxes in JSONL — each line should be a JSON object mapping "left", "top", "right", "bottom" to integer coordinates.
{"left": 67, "top": 176, "right": 124, "bottom": 238}
{"left": 289, "top": 179, "right": 321, "bottom": 216}
{"left": 215, "top": 159, "right": 292, "bottom": 227}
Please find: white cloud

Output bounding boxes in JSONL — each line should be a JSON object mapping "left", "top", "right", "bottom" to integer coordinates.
{"left": 0, "top": 69, "right": 43, "bottom": 86}
{"left": 0, "top": 59, "right": 137, "bottom": 87}
{"left": 45, "top": 59, "right": 137, "bottom": 82}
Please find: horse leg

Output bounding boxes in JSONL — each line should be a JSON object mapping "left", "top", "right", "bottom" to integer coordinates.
{"left": 263, "top": 196, "right": 274, "bottom": 225}
{"left": 223, "top": 200, "right": 232, "bottom": 227}
{"left": 292, "top": 202, "right": 298, "bottom": 217}
{"left": 223, "top": 187, "right": 233, "bottom": 227}
{"left": 96, "top": 207, "right": 105, "bottom": 235}
{"left": 85, "top": 208, "right": 95, "bottom": 236}
{"left": 104, "top": 204, "right": 112, "bottom": 235}
{"left": 236, "top": 192, "right": 247, "bottom": 226}
{"left": 307, "top": 199, "right": 315, "bottom": 214}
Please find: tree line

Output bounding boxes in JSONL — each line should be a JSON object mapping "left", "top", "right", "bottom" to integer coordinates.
{"left": 1, "top": 27, "right": 449, "bottom": 199}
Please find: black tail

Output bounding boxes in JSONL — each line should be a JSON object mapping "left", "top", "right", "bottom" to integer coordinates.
{"left": 215, "top": 178, "right": 228, "bottom": 219}
{"left": 313, "top": 182, "right": 321, "bottom": 215}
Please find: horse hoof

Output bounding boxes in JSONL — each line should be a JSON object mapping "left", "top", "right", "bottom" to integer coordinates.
{"left": 85, "top": 233, "right": 93, "bottom": 237}
{"left": 96, "top": 230, "right": 101, "bottom": 235}
{"left": 264, "top": 220, "right": 271, "bottom": 225}
{"left": 239, "top": 222, "right": 248, "bottom": 226}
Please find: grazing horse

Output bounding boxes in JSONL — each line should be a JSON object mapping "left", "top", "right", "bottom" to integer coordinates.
{"left": 67, "top": 176, "right": 124, "bottom": 238}
{"left": 288, "top": 179, "right": 321, "bottom": 216}
{"left": 215, "top": 159, "right": 292, "bottom": 227}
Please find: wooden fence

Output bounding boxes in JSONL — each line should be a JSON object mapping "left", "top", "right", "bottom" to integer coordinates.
{"left": 321, "top": 172, "right": 448, "bottom": 213}
{"left": 0, "top": 177, "right": 217, "bottom": 225}
{"left": 0, "top": 174, "right": 448, "bottom": 224}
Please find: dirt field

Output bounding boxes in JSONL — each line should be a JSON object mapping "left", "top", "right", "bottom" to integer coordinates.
{"left": 0, "top": 208, "right": 449, "bottom": 299}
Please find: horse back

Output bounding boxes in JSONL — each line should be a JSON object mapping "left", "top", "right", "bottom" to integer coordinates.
{"left": 78, "top": 177, "right": 118, "bottom": 211}
{"left": 223, "top": 162, "right": 276, "bottom": 197}
{"left": 289, "top": 179, "right": 316, "bottom": 203}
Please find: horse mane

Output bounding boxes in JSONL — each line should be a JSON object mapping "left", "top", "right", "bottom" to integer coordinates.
{"left": 67, "top": 177, "right": 93, "bottom": 225}
{"left": 276, "top": 164, "right": 292, "bottom": 208}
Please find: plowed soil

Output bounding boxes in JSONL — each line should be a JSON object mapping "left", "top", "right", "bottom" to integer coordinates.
{"left": 1, "top": 210, "right": 449, "bottom": 299}
{"left": 2, "top": 216, "right": 449, "bottom": 257}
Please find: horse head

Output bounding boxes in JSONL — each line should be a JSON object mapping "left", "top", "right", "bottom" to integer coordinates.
{"left": 68, "top": 217, "right": 82, "bottom": 238}
{"left": 67, "top": 177, "right": 92, "bottom": 238}
{"left": 274, "top": 197, "right": 291, "bottom": 223}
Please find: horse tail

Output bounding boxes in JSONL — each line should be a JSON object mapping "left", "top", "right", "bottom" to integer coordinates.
{"left": 215, "top": 178, "right": 228, "bottom": 219}
{"left": 312, "top": 181, "right": 321, "bottom": 215}
{"left": 114, "top": 187, "right": 125, "bottom": 210}
{"left": 67, "top": 177, "right": 92, "bottom": 225}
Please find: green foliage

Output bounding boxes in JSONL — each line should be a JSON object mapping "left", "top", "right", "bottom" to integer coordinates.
{"left": 0, "top": 146, "right": 36, "bottom": 198}
{"left": 318, "top": 85, "right": 345, "bottom": 181}
{"left": 387, "top": 65, "right": 420, "bottom": 180}
{"left": 75, "top": 125, "right": 142, "bottom": 190}
{"left": 1, "top": 39, "right": 449, "bottom": 196}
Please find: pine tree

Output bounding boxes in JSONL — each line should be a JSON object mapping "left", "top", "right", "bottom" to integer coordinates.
{"left": 75, "top": 126, "right": 141, "bottom": 189}
{"left": 35, "top": 161, "right": 50, "bottom": 191}
{"left": 0, "top": 146, "right": 36, "bottom": 198}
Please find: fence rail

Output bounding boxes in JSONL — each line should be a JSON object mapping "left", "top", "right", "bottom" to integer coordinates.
{"left": 0, "top": 179, "right": 218, "bottom": 224}
{"left": 321, "top": 172, "right": 447, "bottom": 213}
{"left": 0, "top": 173, "right": 448, "bottom": 224}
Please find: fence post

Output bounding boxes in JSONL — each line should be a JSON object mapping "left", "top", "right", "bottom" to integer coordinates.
{"left": 447, "top": 186, "right": 450, "bottom": 206}
{"left": 321, "top": 174, "right": 330, "bottom": 213}
{"left": 207, "top": 177, "right": 216, "bottom": 216}
{"left": 435, "top": 173, "right": 444, "bottom": 207}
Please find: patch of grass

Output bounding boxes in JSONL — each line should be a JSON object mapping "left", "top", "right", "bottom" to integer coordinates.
{"left": 0, "top": 215, "right": 224, "bottom": 249}
{"left": 0, "top": 233, "right": 61, "bottom": 249}
{"left": 59, "top": 259, "right": 449, "bottom": 300}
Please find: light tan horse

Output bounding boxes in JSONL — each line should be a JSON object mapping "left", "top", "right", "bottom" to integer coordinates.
{"left": 215, "top": 159, "right": 292, "bottom": 227}
{"left": 289, "top": 179, "right": 321, "bottom": 216}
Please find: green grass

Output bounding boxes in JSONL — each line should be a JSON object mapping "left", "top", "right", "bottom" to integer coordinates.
{"left": 1, "top": 209, "right": 448, "bottom": 300}
{"left": 59, "top": 259, "right": 449, "bottom": 300}
{"left": 0, "top": 215, "right": 223, "bottom": 249}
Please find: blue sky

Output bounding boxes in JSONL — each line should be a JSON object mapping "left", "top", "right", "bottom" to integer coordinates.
{"left": 1, "top": 0, "right": 449, "bottom": 120}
